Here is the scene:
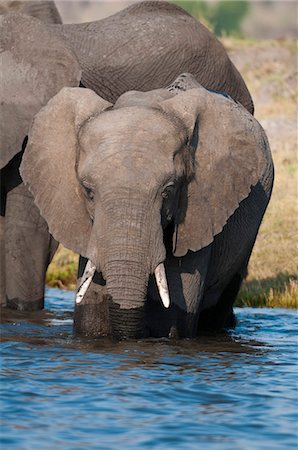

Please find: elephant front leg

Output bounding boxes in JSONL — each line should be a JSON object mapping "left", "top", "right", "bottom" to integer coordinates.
{"left": 73, "top": 256, "right": 110, "bottom": 338}
{"left": 146, "top": 246, "right": 211, "bottom": 338}
{"left": 5, "top": 183, "right": 58, "bottom": 311}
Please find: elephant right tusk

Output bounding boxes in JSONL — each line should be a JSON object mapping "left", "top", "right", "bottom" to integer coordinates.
{"left": 76, "top": 260, "right": 96, "bottom": 304}
{"left": 154, "top": 263, "right": 170, "bottom": 308}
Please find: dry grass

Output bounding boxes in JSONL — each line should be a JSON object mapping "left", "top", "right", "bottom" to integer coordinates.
{"left": 236, "top": 147, "right": 297, "bottom": 308}
{"left": 229, "top": 38, "right": 298, "bottom": 308}
{"left": 237, "top": 276, "right": 297, "bottom": 308}
{"left": 46, "top": 38, "right": 297, "bottom": 308}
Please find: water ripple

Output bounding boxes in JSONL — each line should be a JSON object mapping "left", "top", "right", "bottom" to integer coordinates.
{"left": 0, "top": 290, "right": 297, "bottom": 449}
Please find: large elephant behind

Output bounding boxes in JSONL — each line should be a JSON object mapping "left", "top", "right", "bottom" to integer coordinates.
{"left": 1, "top": 1, "right": 254, "bottom": 311}
{"left": 0, "top": 3, "right": 74, "bottom": 310}
{"left": 52, "top": 1, "right": 254, "bottom": 113}
{"left": 21, "top": 74, "right": 274, "bottom": 339}
{"left": 0, "top": 0, "right": 62, "bottom": 23}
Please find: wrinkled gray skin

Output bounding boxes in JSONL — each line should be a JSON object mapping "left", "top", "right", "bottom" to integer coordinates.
{"left": 21, "top": 75, "right": 274, "bottom": 339}
{"left": 0, "top": 2, "right": 66, "bottom": 309}
{"left": 52, "top": 1, "right": 254, "bottom": 113}
{"left": 1, "top": 0, "right": 254, "bottom": 312}
{"left": 0, "top": 1, "right": 62, "bottom": 22}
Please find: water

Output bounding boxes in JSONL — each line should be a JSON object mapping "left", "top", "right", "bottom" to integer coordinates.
{"left": 1, "top": 288, "right": 297, "bottom": 449}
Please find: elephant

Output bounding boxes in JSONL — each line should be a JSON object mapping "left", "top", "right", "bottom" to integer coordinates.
{"left": 50, "top": 1, "right": 254, "bottom": 113}
{"left": 0, "top": 0, "right": 62, "bottom": 23}
{"left": 1, "top": 1, "right": 254, "bottom": 113}
{"left": 1, "top": 0, "right": 254, "bottom": 311}
{"left": 0, "top": 4, "right": 73, "bottom": 309}
{"left": 20, "top": 74, "right": 274, "bottom": 339}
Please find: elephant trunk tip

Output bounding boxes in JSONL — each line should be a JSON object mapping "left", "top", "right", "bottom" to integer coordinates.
{"left": 108, "top": 297, "right": 145, "bottom": 340}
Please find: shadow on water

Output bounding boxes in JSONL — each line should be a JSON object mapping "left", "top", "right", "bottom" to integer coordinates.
{"left": 1, "top": 303, "right": 269, "bottom": 393}
{"left": 1, "top": 289, "right": 267, "bottom": 363}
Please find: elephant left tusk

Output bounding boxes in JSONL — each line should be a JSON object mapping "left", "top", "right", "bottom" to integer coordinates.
{"left": 154, "top": 263, "right": 170, "bottom": 308}
{"left": 76, "top": 260, "right": 96, "bottom": 304}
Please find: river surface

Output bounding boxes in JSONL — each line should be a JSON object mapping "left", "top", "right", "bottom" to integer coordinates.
{"left": 1, "top": 288, "right": 297, "bottom": 449}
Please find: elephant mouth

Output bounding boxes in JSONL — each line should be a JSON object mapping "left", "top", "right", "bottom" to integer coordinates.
{"left": 76, "top": 259, "right": 171, "bottom": 309}
{"left": 73, "top": 257, "right": 202, "bottom": 340}
{"left": 74, "top": 213, "right": 175, "bottom": 339}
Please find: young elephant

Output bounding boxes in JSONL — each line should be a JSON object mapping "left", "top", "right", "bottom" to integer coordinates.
{"left": 2, "top": 1, "right": 254, "bottom": 311}
{"left": 20, "top": 75, "right": 274, "bottom": 339}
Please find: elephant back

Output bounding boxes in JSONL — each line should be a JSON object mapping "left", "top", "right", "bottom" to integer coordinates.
{"left": 52, "top": 1, "right": 254, "bottom": 113}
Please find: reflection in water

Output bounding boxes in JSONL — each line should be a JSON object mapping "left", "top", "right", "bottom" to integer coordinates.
{"left": 1, "top": 288, "right": 297, "bottom": 449}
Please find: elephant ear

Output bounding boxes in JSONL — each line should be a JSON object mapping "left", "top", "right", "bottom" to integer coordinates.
{"left": 20, "top": 87, "right": 112, "bottom": 256}
{"left": 159, "top": 87, "right": 269, "bottom": 257}
{"left": 0, "top": 13, "right": 81, "bottom": 169}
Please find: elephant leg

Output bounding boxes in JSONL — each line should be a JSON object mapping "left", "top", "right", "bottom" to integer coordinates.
{"left": 73, "top": 256, "right": 110, "bottom": 337}
{"left": 0, "top": 216, "right": 6, "bottom": 306}
{"left": 146, "top": 246, "right": 211, "bottom": 338}
{"left": 5, "top": 183, "right": 58, "bottom": 311}
{"left": 198, "top": 272, "right": 244, "bottom": 332}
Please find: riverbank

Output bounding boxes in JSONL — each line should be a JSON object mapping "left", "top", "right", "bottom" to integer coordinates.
{"left": 46, "top": 38, "right": 297, "bottom": 308}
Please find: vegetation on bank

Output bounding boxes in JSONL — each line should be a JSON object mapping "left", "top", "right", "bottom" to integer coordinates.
{"left": 235, "top": 149, "right": 297, "bottom": 308}
{"left": 226, "top": 38, "right": 297, "bottom": 308}
{"left": 46, "top": 38, "right": 297, "bottom": 308}
{"left": 47, "top": 248, "right": 78, "bottom": 291}
{"left": 172, "top": 1, "right": 250, "bottom": 37}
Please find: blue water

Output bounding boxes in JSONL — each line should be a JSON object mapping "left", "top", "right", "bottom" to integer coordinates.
{"left": 1, "top": 288, "right": 297, "bottom": 449}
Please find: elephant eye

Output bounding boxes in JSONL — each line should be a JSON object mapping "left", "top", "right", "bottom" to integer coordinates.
{"left": 81, "top": 182, "right": 94, "bottom": 201}
{"left": 85, "top": 187, "right": 94, "bottom": 200}
{"left": 161, "top": 181, "right": 175, "bottom": 199}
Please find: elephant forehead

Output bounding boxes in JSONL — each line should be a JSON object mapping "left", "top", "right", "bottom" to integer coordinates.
{"left": 104, "top": 147, "right": 173, "bottom": 180}
{"left": 79, "top": 108, "right": 181, "bottom": 189}
{"left": 81, "top": 142, "right": 176, "bottom": 191}
{"left": 79, "top": 107, "right": 181, "bottom": 154}
{"left": 78, "top": 107, "right": 181, "bottom": 186}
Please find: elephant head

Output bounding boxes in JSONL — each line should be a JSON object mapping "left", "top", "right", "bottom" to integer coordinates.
{"left": 20, "top": 80, "right": 270, "bottom": 339}
{"left": 0, "top": 1, "right": 62, "bottom": 24}
{"left": 0, "top": 12, "right": 81, "bottom": 170}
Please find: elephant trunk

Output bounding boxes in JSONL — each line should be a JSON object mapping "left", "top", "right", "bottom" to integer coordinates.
{"left": 104, "top": 258, "right": 148, "bottom": 339}
{"left": 96, "top": 200, "right": 166, "bottom": 339}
